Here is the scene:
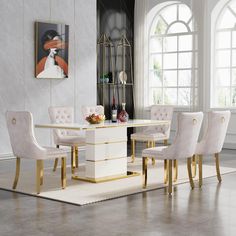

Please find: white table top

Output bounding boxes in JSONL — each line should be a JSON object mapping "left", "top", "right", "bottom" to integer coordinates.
{"left": 35, "top": 119, "right": 170, "bottom": 130}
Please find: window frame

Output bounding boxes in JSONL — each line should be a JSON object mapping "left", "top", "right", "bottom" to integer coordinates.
{"left": 212, "top": 0, "right": 236, "bottom": 108}
{"left": 148, "top": 2, "right": 198, "bottom": 108}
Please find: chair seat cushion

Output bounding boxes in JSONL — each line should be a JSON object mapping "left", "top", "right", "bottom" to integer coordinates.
{"left": 44, "top": 147, "right": 70, "bottom": 159}
{"left": 142, "top": 146, "right": 168, "bottom": 160}
{"left": 131, "top": 131, "right": 167, "bottom": 141}
{"left": 56, "top": 135, "right": 86, "bottom": 146}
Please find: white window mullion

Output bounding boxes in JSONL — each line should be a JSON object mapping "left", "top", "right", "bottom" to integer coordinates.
{"left": 161, "top": 36, "right": 164, "bottom": 104}
{"left": 212, "top": 1, "right": 236, "bottom": 108}
{"left": 230, "top": 30, "right": 233, "bottom": 106}
{"left": 177, "top": 35, "right": 179, "bottom": 105}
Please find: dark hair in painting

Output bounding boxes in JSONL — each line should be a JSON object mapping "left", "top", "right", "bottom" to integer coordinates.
{"left": 41, "top": 30, "right": 60, "bottom": 45}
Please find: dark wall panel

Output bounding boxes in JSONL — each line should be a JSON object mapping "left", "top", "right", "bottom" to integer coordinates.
{"left": 97, "top": 0, "right": 135, "bottom": 122}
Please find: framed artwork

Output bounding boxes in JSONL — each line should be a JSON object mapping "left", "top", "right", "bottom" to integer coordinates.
{"left": 35, "top": 22, "right": 69, "bottom": 79}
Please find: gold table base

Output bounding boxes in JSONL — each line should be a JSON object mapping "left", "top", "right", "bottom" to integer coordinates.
{"left": 71, "top": 171, "right": 140, "bottom": 183}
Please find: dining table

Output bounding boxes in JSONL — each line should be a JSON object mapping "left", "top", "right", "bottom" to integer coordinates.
{"left": 35, "top": 119, "right": 170, "bottom": 183}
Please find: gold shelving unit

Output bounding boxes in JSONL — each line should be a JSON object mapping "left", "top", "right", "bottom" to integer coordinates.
{"left": 97, "top": 34, "right": 134, "bottom": 119}
{"left": 97, "top": 34, "right": 115, "bottom": 107}
{"left": 116, "top": 35, "right": 134, "bottom": 108}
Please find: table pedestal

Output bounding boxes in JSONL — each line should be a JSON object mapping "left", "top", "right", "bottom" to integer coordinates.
{"left": 72, "top": 126, "right": 139, "bottom": 183}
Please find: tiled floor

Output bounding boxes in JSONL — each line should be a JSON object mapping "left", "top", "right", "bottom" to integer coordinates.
{"left": 0, "top": 149, "right": 236, "bottom": 236}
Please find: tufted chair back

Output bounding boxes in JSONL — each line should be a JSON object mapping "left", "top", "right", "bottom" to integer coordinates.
{"left": 195, "top": 111, "right": 231, "bottom": 155}
{"left": 146, "top": 105, "right": 174, "bottom": 138}
{"left": 6, "top": 111, "right": 46, "bottom": 159}
{"left": 82, "top": 105, "right": 104, "bottom": 119}
{"left": 164, "top": 112, "right": 203, "bottom": 159}
{"left": 48, "top": 106, "right": 78, "bottom": 143}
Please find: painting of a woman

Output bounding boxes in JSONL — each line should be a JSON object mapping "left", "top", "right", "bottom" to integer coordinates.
{"left": 35, "top": 22, "right": 69, "bottom": 79}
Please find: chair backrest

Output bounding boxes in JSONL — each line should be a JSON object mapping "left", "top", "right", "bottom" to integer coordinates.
{"left": 6, "top": 111, "right": 45, "bottom": 159}
{"left": 196, "top": 111, "right": 231, "bottom": 155}
{"left": 82, "top": 105, "right": 104, "bottom": 119}
{"left": 148, "top": 105, "right": 174, "bottom": 137}
{"left": 165, "top": 112, "right": 203, "bottom": 159}
{"left": 48, "top": 106, "right": 75, "bottom": 142}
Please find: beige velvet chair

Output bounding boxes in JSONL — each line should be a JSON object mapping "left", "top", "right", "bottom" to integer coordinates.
{"left": 6, "top": 111, "right": 69, "bottom": 194}
{"left": 195, "top": 111, "right": 231, "bottom": 187}
{"left": 142, "top": 112, "right": 203, "bottom": 195}
{"left": 48, "top": 106, "right": 86, "bottom": 173}
{"left": 131, "top": 105, "right": 174, "bottom": 165}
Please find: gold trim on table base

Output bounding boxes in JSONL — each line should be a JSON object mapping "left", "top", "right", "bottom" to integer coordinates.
{"left": 71, "top": 171, "right": 140, "bottom": 183}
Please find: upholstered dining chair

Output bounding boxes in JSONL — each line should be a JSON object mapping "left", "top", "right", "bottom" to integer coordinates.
{"left": 131, "top": 105, "right": 174, "bottom": 165}
{"left": 6, "top": 111, "right": 69, "bottom": 194}
{"left": 48, "top": 106, "right": 86, "bottom": 173}
{"left": 142, "top": 112, "right": 203, "bottom": 195}
{"left": 195, "top": 110, "right": 231, "bottom": 187}
{"left": 81, "top": 105, "right": 104, "bottom": 119}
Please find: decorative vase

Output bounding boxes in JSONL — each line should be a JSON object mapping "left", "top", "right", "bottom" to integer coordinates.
{"left": 118, "top": 103, "right": 129, "bottom": 122}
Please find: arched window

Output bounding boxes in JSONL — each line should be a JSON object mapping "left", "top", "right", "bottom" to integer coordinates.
{"left": 212, "top": 0, "right": 236, "bottom": 107}
{"left": 148, "top": 2, "right": 197, "bottom": 106}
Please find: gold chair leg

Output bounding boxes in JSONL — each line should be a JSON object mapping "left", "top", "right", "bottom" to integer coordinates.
{"left": 151, "top": 141, "right": 156, "bottom": 166}
{"left": 164, "top": 159, "right": 168, "bottom": 184}
{"left": 142, "top": 157, "right": 148, "bottom": 188}
{"left": 192, "top": 155, "right": 197, "bottom": 178}
{"left": 53, "top": 158, "right": 59, "bottom": 172}
{"left": 168, "top": 160, "right": 172, "bottom": 195}
{"left": 131, "top": 139, "right": 135, "bottom": 163}
{"left": 61, "top": 157, "right": 66, "bottom": 189}
{"left": 12, "top": 157, "right": 20, "bottom": 189}
{"left": 198, "top": 155, "right": 203, "bottom": 188}
{"left": 36, "top": 160, "right": 43, "bottom": 194}
{"left": 215, "top": 153, "right": 222, "bottom": 183}
{"left": 71, "top": 146, "right": 76, "bottom": 174}
{"left": 53, "top": 145, "right": 60, "bottom": 172}
{"left": 75, "top": 146, "right": 79, "bottom": 168}
{"left": 173, "top": 159, "right": 178, "bottom": 182}
{"left": 187, "top": 158, "right": 194, "bottom": 189}
{"left": 146, "top": 141, "right": 150, "bottom": 148}
{"left": 151, "top": 158, "right": 156, "bottom": 166}
{"left": 164, "top": 139, "right": 168, "bottom": 146}
{"left": 40, "top": 161, "right": 44, "bottom": 186}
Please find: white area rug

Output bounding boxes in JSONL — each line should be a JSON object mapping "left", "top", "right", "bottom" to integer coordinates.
{"left": 0, "top": 158, "right": 235, "bottom": 205}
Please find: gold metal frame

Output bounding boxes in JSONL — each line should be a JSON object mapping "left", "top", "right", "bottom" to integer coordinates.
{"left": 72, "top": 171, "right": 140, "bottom": 183}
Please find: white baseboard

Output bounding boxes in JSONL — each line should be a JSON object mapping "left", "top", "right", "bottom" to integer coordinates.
{"left": 0, "top": 153, "right": 15, "bottom": 160}
{"left": 223, "top": 143, "right": 236, "bottom": 150}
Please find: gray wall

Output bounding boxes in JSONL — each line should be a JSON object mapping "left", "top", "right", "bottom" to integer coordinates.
{"left": 0, "top": 0, "right": 97, "bottom": 158}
